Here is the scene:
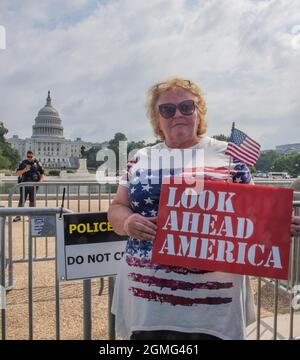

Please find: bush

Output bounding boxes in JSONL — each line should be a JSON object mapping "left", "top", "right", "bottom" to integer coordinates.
{"left": 67, "top": 169, "right": 75, "bottom": 173}
{"left": 48, "top": 170, "right": 60, "bottom": 176}
{"left": 0, "top": 154, "right": 10, "bottom": 170}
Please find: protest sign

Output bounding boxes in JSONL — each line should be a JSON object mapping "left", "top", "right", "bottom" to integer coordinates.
{"left": 152, "top": 180, "right": 293, "bottom": 280}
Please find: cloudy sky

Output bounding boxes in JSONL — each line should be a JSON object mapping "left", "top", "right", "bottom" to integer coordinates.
{"left": 0, "top": 0, "right": 299, "bottom": 150}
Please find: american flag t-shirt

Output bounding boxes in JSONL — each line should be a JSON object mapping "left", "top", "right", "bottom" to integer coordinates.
{"left": 225, "top": 128, "right": 260, "bottom": 167}
{"left": 112, "top": 137, "right": 256, "bottom": 340}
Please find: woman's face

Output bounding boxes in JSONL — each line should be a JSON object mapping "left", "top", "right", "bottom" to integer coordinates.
{"left": 156, "top": 88, "right": 199, "bottom": 148}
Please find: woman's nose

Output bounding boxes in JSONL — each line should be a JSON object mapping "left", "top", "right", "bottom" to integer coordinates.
{"left": 173, "top": 106, "right": 182, "bottom": 117}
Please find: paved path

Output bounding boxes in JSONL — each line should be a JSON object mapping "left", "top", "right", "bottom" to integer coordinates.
{"left": 247, "top": 314, "right": 300, "bottom": 340}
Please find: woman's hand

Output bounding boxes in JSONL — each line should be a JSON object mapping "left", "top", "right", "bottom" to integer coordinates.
{"left": 291, "top": 216, "right": 300, "bottom": 236}
{"left": 124, "top": 214, "right": 157, "bottom": 241}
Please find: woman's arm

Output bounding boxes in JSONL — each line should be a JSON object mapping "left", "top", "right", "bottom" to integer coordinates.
{"left": 108, "top": 185, "right": 157, "bottom": 241}
{"left": 108, "top": 185, "right": 134, "bottom": 235}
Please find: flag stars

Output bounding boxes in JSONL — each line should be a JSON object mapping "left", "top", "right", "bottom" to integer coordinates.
{"left": 142, "top": 184, "right": 152, "bottom": 192}
{"left": 141, "top": 211, "right": 147, "bottom": 216}
{"left": 150, "top": 210, "right": 157, "bottom": 216}
{"left": 132, "top": 201, "right": 139, "bottom": 207}
{"left": 144, "top": 197, "right": 154, "bottom": 205}
{"left": 130, "top": 186, "right": 136, "bottom": 194}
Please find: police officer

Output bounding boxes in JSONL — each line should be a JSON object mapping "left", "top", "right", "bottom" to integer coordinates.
{"left": 13, "top": 150, "right": 45, "bottom": 222}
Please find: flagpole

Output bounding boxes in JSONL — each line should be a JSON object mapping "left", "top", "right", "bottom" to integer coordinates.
{"left": 228, "top": 122, "right": 235, "bottom": 181}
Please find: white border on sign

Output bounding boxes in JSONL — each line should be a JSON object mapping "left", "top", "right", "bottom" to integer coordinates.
{"left": 56, "top": 214, "right": 67, "bottom": 281}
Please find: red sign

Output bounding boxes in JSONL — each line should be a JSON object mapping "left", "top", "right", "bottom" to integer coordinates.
{"left": 152, "top": 180, "right": 293, "bottom": 280}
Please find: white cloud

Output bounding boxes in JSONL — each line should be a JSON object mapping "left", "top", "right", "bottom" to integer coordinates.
{"left": 0, "top": 0, "right": 299, "bottom": 149}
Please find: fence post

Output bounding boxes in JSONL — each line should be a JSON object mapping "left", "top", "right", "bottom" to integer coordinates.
{"left": 55, "top": 224, "right": 60, "bottom": 340}
{"left": 83, "top": 279, "right": 92, "bottom": 340}
{"left": 1, "top": 216, "right": 6, "bottom": 340}
{"left": 289, "top": 233, "right": 297, "bottom": 339}
{"left": 8, "top": 216, "right": 13, "bottom": 288}
{"left": 108, "top": 276, "right": 115, "bottom": 340}
{"left": 256, "top": 277, "right": 261, "bottom": 340}
{"left": 28, "top": 217, "right": 33, "bottom": 340}
{"left": 273, "top": 279, "right": 279, "bottom": 340}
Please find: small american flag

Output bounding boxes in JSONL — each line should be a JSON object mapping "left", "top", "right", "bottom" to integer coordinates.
{"left": 225, "top": 127, "right": 260, "bottom": 166}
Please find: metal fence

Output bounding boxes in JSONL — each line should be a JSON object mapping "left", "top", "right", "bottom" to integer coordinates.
{"left": 6, "top": 181, "right": 116, "bottom": 288}
{"left": 252, "top": 200, "right": 300, "bottom": 340}
{"left": 0, "top": 182, "right": 300, "bottom": 340}
{"left": 1, "top": 181, "right": 116, "bottom": 340}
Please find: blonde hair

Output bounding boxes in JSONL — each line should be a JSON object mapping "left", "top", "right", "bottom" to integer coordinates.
{"left": 146, "top": 77, "right": 207, "bottom": 140}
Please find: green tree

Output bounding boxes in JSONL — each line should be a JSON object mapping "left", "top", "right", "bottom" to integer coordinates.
{"left": 272, "top": 153, "right": 300, "bottom": 177}
{"left": 127, "top": 140, "right": 146, "bottom": 157}
{"left": 0, "top": 122, "right": 20, "bottom": 170}
{"left": 85, "top": 135, "right": 147, "bottom": 171}
{"left": 255, "top": 150, "right": 280, "bottom": 172}
{"left": 0, "top": 122, "right": 8, "bottom": 140}
{"left": 146, "top": 139, "right": 163, "bottom": 147}
{"left": 0, "top": 154, "right": 10, "bottom": 169}
{"left": 212, "top": 134, "right": 230, "bottom": 142}
{"left": 84, "top": 145, "right": 103, "bottom": 169}
{"left": 108, "top": 132, "right": 127, "bottom": 150}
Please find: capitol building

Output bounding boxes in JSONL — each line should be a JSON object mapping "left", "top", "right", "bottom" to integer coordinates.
{"left": 8, "top": 91, "right": 104, "bottom": 168}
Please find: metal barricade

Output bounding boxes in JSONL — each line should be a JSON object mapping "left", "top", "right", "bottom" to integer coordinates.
{"left": 1, "top": 183, "right": 300, "bottom": 340}
{"left": 1, "top": 181, "right": 117, "bottom": 340}
{"left": 0, "top": 207, "right": 71, "bottom": 340}
{"left": 253, "top": 199, "right": 300, "bottom": 340}
{"left": 6, "top": 181, "right": 117, "bottom": 287}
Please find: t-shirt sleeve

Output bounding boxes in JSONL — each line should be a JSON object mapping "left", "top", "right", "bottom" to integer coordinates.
{"left": 232, "top": 160, "right": 253, "bottom": 184}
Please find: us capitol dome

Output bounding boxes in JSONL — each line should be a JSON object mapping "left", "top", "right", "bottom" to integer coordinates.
{"left": 32, "top": 91, "right": 64, "bottom": 138}
{"left": 8, "top": 91, "right": 104, "bottom": 169}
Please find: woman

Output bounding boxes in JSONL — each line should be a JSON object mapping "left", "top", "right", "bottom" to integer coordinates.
{"left": 108, "top": 78, "right": 285, "bottom": 340}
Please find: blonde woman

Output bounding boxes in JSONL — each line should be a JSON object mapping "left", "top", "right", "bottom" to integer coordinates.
{"left": 108, "top": 78, "right": 256, "bottom": 340}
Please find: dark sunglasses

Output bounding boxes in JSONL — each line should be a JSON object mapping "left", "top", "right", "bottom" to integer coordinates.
{"left": 27, "top": 156, "right": 33, "bottom": 159}
{"left": 158, "top": 100, "right": 195, "bottom": 119}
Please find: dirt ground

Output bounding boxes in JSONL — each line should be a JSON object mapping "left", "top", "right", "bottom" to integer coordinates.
{"left": 0, "top": 199, "right": 293, "bottom": 340}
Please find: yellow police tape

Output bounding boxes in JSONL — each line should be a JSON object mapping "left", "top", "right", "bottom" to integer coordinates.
{"left": 69, "top": 222, "right": 113, "bottom": 234}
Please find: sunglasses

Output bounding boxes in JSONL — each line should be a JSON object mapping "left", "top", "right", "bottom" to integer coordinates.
{"left": 158, "top": 100, "right": 196, "bottom": 119}
{"left": 27, "top": 156, "right": 33, "bottom": 159}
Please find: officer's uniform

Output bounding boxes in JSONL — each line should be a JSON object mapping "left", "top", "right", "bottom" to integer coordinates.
{"left": 16, "top": 159, "right": 45, "bottom": 207}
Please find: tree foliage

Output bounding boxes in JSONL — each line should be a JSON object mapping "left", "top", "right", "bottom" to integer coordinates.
{"left": 255, "top": 150, "right": 300, "bottom": 177}
{"left": 212, "top": 134, "right": 230, "bottom": 142}
{"left": 0, "top": 122, "right": 20, "bottom": 170}
{"left": 85, "top": 133, "right": 147, "bottom": 171}
{"left": 255, "top": 150, "right": 279, "bottom": 172}
{"left": 272, "top": 153, "right": 300, "bottom": 177}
